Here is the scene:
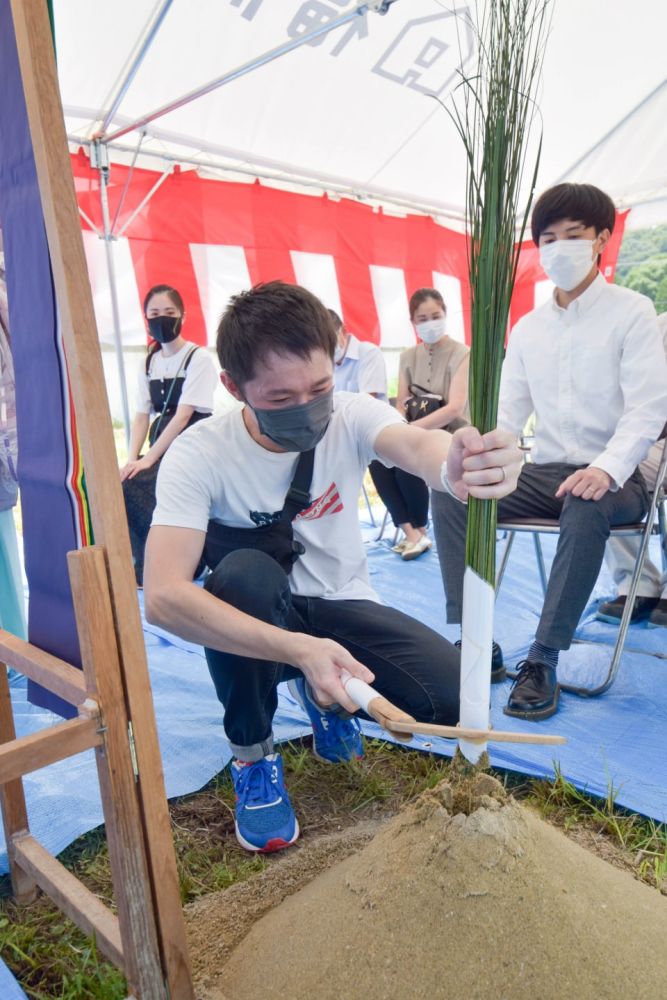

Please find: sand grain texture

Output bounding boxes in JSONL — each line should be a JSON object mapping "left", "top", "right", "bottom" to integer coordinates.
{"left": 203, "top": 779, "right": 667, "bottom": 1000}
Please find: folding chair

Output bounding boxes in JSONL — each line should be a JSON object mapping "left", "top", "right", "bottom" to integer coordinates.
{"left": 374, "top": 506, "right": 399, "bottom": 545}
{"left": 361, "top": 481, "right": 376, "bottom": 527}
{"left": 495, "top": 435, "right": 667, "bottom": 697}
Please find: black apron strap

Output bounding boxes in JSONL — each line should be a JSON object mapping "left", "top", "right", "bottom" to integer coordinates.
{"left": 148, "top": 346, "right": 199, "bottom": 442}
{"left": 181, "top": 345, "right": 199, "bottom": 371}
{"left": 280, "top": 448, "right": 315, "bottom": 523}
{"left": 203, "top": 448, "right": 316, "bottom": 575}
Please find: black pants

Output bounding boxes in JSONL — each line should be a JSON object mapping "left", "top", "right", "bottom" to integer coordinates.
{"left": 123, "top": 413, "right": 210, "bottom": 579}
{"left": 368, "top": 460, "right": 430, "bottom": 529}
{"left": 431, "top": 462, "right": 649, "bottom": 650}
{"left": 122, "top": 462, "right": 161, "bottom": 579}
{"left": 203, "top": 549, "right": 459, "bottom": 760}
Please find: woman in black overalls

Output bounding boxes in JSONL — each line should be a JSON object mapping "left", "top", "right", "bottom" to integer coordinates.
{"left": 120, "top": 284, "right": 216, "bottom": 585}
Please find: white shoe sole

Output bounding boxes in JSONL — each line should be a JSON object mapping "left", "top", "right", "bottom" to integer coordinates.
{"left": 401, "top": 541, "right": 432, "bottom": 561}
{"left": 235, "top": 817, "right": 300, "bottom": 853}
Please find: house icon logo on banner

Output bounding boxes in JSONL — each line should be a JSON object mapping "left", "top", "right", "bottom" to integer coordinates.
{"left": 372, "top": 9, "right": 474, "bottom": 98}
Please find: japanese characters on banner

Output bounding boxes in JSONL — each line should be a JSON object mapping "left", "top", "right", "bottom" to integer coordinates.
{"left": 219, "top": 1, "right": 473, "bottom": 97}
{"left": 72, "top": 152, "right": 627, "bottom": 355}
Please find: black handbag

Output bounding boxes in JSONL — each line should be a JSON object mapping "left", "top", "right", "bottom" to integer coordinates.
{"left": 203, "top": 448, "right": 315, "bottom": 575}
{"left": 404, "top": 382, "right": 444, "bottom": 423}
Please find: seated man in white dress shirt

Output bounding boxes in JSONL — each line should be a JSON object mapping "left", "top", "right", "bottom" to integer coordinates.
{"left": 329, "top": 309, "right": 388, "bottom": 400}
{"left": 431, "top": 183, "right": 667, "bottom": 721}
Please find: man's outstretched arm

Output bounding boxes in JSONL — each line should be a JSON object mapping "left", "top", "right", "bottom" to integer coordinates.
{"left": 143, "top": 525, "right": 374, "bottom": 711}
{"left": 374, "top": 422, "right": 522, "bottom": 501}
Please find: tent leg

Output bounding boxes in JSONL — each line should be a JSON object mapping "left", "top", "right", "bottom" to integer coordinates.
{"left": 94, "top": 140, "right": 132, "bottom": 447}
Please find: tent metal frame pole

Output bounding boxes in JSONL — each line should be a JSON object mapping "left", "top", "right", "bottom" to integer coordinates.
{"left": 88, "top": 2, "right": 405, "bottom": 434}
{"left": 67, "top": 135, "right": 466, "bottom": 223}
{"left": 98, "top": 0, "right": 174, "bottom": 137}
{"left": 103, "top": 0, "right": 400, "bottom": 144}
{"left": 115, "top": 165, "right": 171, "bottom": 239}
{"left": 110, "top": 130, "right": 145, "bottom": 234}
{"left": 78, "top": 205, "right": 101, "bottom": 237}
{"left": 554, "top": 76, "right": 667, "bottom": 183}
{"left": 93, "top": 140, "right": 132, "bottom": 444}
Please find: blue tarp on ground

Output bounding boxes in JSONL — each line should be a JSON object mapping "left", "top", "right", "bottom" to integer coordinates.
{"left": 0, "top": 957, "right": 27, "bottom": 1000}
{"left": 1, "top": 522, "right": 666, "bottom": 878}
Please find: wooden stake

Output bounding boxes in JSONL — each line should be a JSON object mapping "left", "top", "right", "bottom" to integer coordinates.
{"left": 68, "top": 547, "right": 169, "bottom": 1000}
{"left": 10, "top": 3, "right": 194, "bottom": 995}
{"left": 0, "top": 662, "right": 37, "bottom": 903}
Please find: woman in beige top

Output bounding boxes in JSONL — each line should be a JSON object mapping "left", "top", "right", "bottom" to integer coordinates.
{"left": 370, "top": 288, "right": 470, "bottom": 560}
{"left": 397, "top": 289, "right": 470, "bottom": 433}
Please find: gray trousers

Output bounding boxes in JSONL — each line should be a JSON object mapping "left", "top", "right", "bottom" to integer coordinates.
{"left": 604, "top": 441, "right": 667, "bottom": 598}
{"left": 431, "top": 462, "right": 648, "bottom": 650}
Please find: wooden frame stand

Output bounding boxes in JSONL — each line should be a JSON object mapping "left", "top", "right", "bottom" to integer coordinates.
{"left": 0, "top": 0, "right": 196, "bottom": 995}
{"left": 0, "top": 545, "right": 193, "bottom": 998}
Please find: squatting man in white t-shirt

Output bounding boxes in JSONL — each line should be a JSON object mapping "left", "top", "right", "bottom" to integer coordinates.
{"left": 144, "top": 282, "right": 521, "bottom": 854}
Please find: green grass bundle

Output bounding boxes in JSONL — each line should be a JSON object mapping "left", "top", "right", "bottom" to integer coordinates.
{"left": 449, "top": 0, "right": 552, "bottom": 583}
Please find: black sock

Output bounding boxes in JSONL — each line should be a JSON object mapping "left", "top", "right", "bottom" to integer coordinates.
{"left": 528, "top": 639, "right": 558, "bottom": 670}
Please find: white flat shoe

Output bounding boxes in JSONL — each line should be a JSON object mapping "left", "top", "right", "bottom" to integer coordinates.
{"left": 391, "top": 538, "right": 409, "bottom": 553}
{"left": 401, "top": 536, "right": 432, "bottom": 561}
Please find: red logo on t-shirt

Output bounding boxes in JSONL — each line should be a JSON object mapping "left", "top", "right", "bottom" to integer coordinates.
{"left": 297, "top": 483, "right": 343, "bottom": 521}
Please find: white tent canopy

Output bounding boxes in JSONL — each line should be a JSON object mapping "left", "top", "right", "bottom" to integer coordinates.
{"left": 56, "top": 0, "right": 667, "bottom": 227}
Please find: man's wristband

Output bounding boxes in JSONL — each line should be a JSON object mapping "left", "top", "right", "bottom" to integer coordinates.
{"left": 440, "top": 462, "right": 468, "bottom": 504}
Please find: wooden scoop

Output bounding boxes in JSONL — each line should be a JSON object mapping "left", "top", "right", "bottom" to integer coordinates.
{"left": 340, "top": 671, "right": 566, "bottom": 747}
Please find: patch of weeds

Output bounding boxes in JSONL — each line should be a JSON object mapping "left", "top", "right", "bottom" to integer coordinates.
{"left": 0, "top": 903, "right": 126, "bottom": 999}
{"left": 522, "top": 766, "right": 667, "bottom": 892}
{"left": 280, "top": 737, "right": 452, "bottom": 825}
{"left": 638, "top": 852, "right": 667, "bottom": 891}
{"left": 58, "top": 830, "right": 113, "bottom": 906}
{"left": 177, "top": 847, "right": 267, "bottom": 904}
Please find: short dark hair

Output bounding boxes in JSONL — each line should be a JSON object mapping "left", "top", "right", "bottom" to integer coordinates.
{"left": 531, "top": 183, "right": 616, "bottom": 245}
{"left": 408, "top": 287, "right": 446, "bottom": 321}
{"left": 327, "top": 308, "right": 342, "bottom": 332}
{"left": 217, "top": 281, "right": 337, "bottom": 386}
{"left": 143, "top": 284, "right": 184, "bottom": 315}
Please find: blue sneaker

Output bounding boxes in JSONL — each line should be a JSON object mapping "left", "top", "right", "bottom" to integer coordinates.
{"left": 288, "top": 676, "right": 364, "bottom": 763}
{"left": 231, "top": 754, "right": 299, "bottom": 853}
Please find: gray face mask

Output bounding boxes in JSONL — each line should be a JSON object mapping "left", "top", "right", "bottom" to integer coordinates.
{"left": 253, "top": 388, "right": 334, "bottom": 452}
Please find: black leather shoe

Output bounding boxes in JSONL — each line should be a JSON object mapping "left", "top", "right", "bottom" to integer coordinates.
{"left": 648, "top": 599, "right": 667, "bottom": 629}
{"left": 503, "top": 660, "right": 559, "bottom": 720}
{"left": 455, "top": 639, "right": 506, "bottom": 683}
{"left": 596, "top": 594, "right": 659, "bottom": 624}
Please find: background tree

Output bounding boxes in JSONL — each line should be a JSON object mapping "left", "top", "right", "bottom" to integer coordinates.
{"left": 616, "top": 224, "right": 667, "bottom": 314}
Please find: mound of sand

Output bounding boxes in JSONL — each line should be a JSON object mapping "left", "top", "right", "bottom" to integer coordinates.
{"left": 208, "top": 775, "right": 667, "bottom": 1000}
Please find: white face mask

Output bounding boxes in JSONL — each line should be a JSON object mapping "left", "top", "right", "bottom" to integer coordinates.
{"left": 539, "top": 239, "right": 596, "bottom": 291}
{"left": 415, "top": 318, "right": 446, "bottom": 344}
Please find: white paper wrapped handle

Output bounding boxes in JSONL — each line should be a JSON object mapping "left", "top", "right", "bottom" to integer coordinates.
{"left": 340, "top": 669, "right": 415, "bottom": 742}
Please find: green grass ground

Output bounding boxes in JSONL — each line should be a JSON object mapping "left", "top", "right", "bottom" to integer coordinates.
{"left": 1, "top": 738, "right": 665, "bottom": 999}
